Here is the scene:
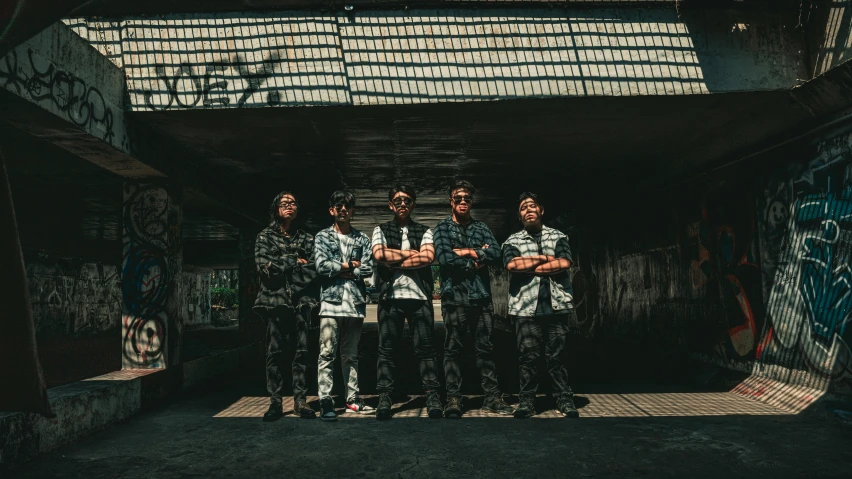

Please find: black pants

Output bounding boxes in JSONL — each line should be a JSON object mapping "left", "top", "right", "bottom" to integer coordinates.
{"left": 442, "top": 301, "right": 500, "bottom": 398}
{"left": 265, "top": 305, "right": 310, "bottom": 404}
{"left": 377, "top": 299, "right": 441, "bottom": 394}
{"left": 513, "top": 313, "right": 573, "bottom": 401}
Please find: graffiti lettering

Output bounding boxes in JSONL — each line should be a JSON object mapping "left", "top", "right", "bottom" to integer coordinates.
{"left": 141, "top": 52, "right": 282, "bottom": 110}
{"left": 0, "top": 49, "right": 116, "bottom": 143}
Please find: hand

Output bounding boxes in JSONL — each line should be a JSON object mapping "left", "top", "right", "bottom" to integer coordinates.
{"left": 350, "top": 260, "right": 361, "bottom": 269}
{"left": 546, "top": 255, "right": 557, "bottom": 262}
{"left": 297, "top": 258, "right": 308, "bottom": 265}
{"left": 482, "top": 244, "right": 490, "bottom": 249}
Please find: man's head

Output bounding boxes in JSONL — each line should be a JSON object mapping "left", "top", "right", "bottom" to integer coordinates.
{"left": 328, "top": 190, "right": 356, "bottom": 224}
{"left": 388, "top": 185, "right": 416, "bottom": 221}
{"left": 448, "top": 179, "right": 475, "bottom": 219}
{"left": 517, "top": 192, "right": 544, "bottom": 229}
{"left": 269, "top": 191, "right": 298, "bottom": 227}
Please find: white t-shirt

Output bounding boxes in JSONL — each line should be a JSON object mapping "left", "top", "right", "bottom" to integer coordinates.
{"left": 371, "top": 226, "right": 433, "bottom": 301}
{"left": 319, "top": 232, "right": 366, "bottom": 318}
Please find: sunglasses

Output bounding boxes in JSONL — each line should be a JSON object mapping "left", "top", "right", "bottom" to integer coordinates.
{"left": 452, "top": 195, "right": 473, "bottom": 204}
{"left": 333, "top": 202, "right": 353, "bottom": 211}
{"left": 392, "top": 197, "right": 414, "bottom": 207}
{"left": 278, "top": 201, "right": 298, "bottom": 209}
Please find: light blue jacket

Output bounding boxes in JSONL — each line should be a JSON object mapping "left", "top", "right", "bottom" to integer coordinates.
{"left": 313, "top": 226, "right": 373, "bottom": 304}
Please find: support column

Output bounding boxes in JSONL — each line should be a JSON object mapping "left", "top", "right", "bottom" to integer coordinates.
{"left": 121, "top": 182, "right": 182, "bottom": 369}
{"left": 238, "top": 228, "right": 260, "bottom": 330}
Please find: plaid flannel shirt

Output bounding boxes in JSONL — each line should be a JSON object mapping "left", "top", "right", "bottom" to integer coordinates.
{"left": 433, "top": 216, "right": 501, "bottom": 305}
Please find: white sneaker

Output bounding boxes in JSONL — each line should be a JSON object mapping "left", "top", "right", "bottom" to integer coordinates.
{"left": 345, "top": 398, "right": 376, "bottom": 414}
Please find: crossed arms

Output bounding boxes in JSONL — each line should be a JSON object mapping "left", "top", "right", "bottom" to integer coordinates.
{"left": 372, "top": 243, "right": 435, "bottom": 269}
{"left": 504, "top": 237, "right": 572, "bottom": 275}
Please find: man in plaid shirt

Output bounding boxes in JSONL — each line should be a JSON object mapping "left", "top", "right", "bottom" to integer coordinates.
{"left": 433, "top": 179, "right": 514, "bottom": 418}
{"left": 313, "top": 190, "right": 375, "bottom": 421}
{"left": 253, "top": 191, "right": 319, "bottom": 422}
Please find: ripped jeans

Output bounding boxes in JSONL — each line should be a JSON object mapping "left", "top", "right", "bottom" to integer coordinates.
{"left": 317, "top": 316, "right": 364, "bottom": 402}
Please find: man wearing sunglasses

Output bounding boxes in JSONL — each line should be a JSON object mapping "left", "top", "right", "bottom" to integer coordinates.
{"left": 314, "top": 190, "right": 375, "bottom": 421}
{"left": 502, "top": 192, "right": 578, "bottom": 419}
{"left": 371, "top": 185, "right": 443, "bottom": 420}
{"left": 254, "top": 191, "right": 319, "bottom": 422}
{"left": 433, "top": 179, "right": 514, "bottom": 418}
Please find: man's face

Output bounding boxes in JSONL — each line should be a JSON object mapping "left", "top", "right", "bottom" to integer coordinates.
{"left": 519, "top": 197, "right": 543, "bottom": 227}
{"left": 450, "top": 188, "right": 473, "bottom": 217}
{"left": 329, "top": 198, "right": 354, "bottom": 223}
{"left": 389, "top": 191, "right": 415, "bottom": 220}
{"left": 277, "top": 194, "right": 298, "bottom": 221}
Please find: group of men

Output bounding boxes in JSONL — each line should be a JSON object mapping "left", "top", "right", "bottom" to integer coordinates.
{"left": 253, "top": 180, "right": 579, "bottom": 422}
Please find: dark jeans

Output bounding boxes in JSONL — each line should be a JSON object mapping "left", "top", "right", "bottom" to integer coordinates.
{"left": 377, "top": 299, "right": 441, "bottom": 394}
{"left": 442, "top": 301, "right": 500, "bottom": 398}
{"left": 513, "top": 313, "right": 573, "bottom": 401}
{"left": 265, "top": 305, "right": 310, "bottom": 404}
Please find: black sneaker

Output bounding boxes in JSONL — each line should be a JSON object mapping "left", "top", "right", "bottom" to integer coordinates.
{"left": 425, "top": 391, "right": 443, "bottom": 419}
{"left": 558, "top": 396, "right": 580, "bottom": 418}
{"left": 376, "top": 393, "right": 393, "bottom": 421}
{"left": 263, "top": 402, "right": 283, "bottom": 422}
{"left": 320, "top": 397, "right": 337, "bottom": 422}
{"left": 293, "top": 400, "right": 316, "bottom": 419}
{"left": 514, "top": 398, "right": 535, "bottom": 419}
{"left": 481, "top": 394, "right": 514, "bottom": 415}
{"left": 444, "top": 396, "right": 463, "bottom": 419}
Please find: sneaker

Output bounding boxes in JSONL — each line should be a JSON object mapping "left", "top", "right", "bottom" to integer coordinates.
{"left": 320, "top": 397, "right": 337, "bottom": 422}
{"left": 557, "top": 396, "right": 580, "bottom": 418}
{"left": 376, "top": 393, "right": 393, "bottom": 421}
{"left": 345, "top": 397, "right": 376, "bottom": 414}
{"left": 263, "top": 402, "right": 283, "bottom": 422}
{"left": 444, "top": 396, "right": 463, "bottom": 419}
{"left": 514, "top": 398, "right": 535, "bottom": 419}
{"left": 482, "top": 394, "right": 514, "bottom": 415}
{"left": 425, "top": 391, "right": 443, "bottom": 419}
{"left": 293, "top": 400, "right": 316, "bottom": 419}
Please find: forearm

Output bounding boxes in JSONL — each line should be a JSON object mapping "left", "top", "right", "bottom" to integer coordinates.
{"left": 533, "top": 259, "right": 572, "bottom": 275}
{"left": 374, "top": 247, "right": 415, "bottom": 264}
{"left": 506, "top": 255, "right": 548, "bottom": 272}
{"left": 398, "top": 252, "right": 435, "bottom": 268}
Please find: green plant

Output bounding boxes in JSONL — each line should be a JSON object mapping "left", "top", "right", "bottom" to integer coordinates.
{"left": 211, "top": 287, "right": 238, "bottom": 308}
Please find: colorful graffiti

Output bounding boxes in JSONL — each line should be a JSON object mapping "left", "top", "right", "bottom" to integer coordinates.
{"left": 121, "top": 183, "right": 175, "bottom": 368}
{"left": 690, "top": 188, "right": 765, "bottom": 359}
{"left": 760, "top": 155, "right": 852, "bottom": 381}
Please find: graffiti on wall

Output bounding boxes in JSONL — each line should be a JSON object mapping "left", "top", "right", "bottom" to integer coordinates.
{"left": 141, "top": 52, "right": 291, "bottom": 110}
{"left": 27, "top": 262, "right": 121, "bottom": 335}
{"left": 0, "top": 48, "right": 118, "bottom": 144}
{"left": 182, "top": 272, "right": 212, "bottom": 326}
{"left": 759, "top": 155, "right": 852, "bottom": 382}
{"left": 121, "top": 183, "right": 175, "bottom": 368}
{"left": 689, "top": 188, "right": 765, "bottom": 359}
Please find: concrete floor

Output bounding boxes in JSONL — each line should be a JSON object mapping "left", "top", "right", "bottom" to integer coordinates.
{"left": 9, "top": 380, "right": 852, "bottom": 479}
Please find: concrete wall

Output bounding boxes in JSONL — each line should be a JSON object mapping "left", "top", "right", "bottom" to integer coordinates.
{"left": 64, "top": 7, "right": 805, "bottom": 111}
{"left": 574, "top": 121, "right": 852, "bottom": 397}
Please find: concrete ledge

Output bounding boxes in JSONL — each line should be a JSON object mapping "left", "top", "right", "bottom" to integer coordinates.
{"left": 0, "top": 343, "right": 261, "bottom": 474}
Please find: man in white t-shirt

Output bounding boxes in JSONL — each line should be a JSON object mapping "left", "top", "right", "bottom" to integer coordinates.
{"left": 314, "top": 190, "right": 375, "bottom": 421}
{"left": 371, "top": 185, "right": 443, "bottom": 420}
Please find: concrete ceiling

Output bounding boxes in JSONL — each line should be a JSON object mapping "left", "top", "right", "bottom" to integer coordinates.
{"left": 132, "top": 88, "right": 815, "bottom": 239}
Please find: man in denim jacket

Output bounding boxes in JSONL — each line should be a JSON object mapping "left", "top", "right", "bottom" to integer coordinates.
{"left": 433, "top": 179, "right": 514, "bottom": 418}
{"left": 313, "top": 190, "right": 374, "bottom": 421}
{"left": 502, "top": 192, "right": 578, "bottom": 419}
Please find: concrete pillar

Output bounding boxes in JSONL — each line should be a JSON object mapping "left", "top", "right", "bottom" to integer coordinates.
{"left": 121, "top": 182, "right": 182, "bottom": 369}
{"left": 238, "top": 228, "right": 260, "bottom": 329}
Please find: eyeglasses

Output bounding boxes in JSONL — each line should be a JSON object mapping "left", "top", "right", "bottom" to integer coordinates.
{"left": 333, "top": 202, "right": 352, "bottom": 211}
{"left": 278, "top": 201, "right": 297, "bottom": 209}
{"left": 391, "top": 197, "right": 414, "bottom": 207}
{"left": 452, "top": 195, "right": 473, "bottom": 204}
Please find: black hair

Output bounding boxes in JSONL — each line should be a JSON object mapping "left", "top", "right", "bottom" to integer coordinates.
{"left": 517, "top": 192, "right": 542, "bottom": 210}
{"left": 329, "top": 190, "right": 356, "bottom": 207}
{"left": 388, "top": 185, "right": 417, "bottom": 202}
{"left": 268, "top": 191, "right": 298, "bottom": 227}
{"left": 447, "top": 179, "right": 476, "bottom": 197}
